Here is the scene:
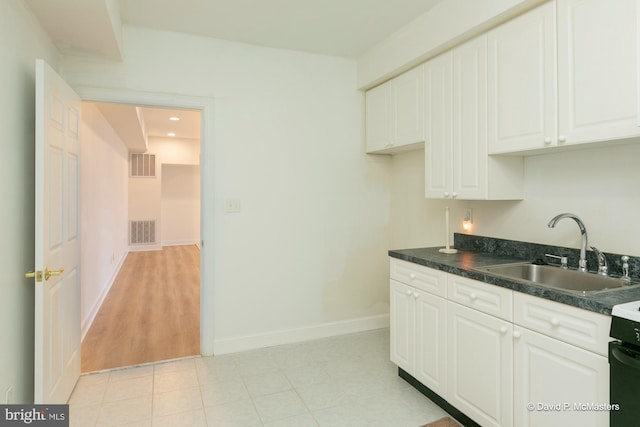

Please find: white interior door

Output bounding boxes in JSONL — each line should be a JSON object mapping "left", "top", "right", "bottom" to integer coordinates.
{"left": 32, "top": 59, "right": 81, "bottom": 403}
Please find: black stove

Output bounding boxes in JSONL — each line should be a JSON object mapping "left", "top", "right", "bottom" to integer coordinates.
{"left": 609, "top": 300, "right": 640, "bottom": 427}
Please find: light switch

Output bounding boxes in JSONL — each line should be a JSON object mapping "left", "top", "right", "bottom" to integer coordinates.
{"left": 225, "top": 198, "right": 241, "bottom": 213}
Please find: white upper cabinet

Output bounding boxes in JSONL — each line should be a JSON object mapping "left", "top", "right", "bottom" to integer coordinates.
{"left": 365, "top": 83, "right": 389, "bottom": 153}
{"left": 425, "top": 35, "right": 524, "bottom": 200}
{"left": 424, "top": 51, "right": 453, "bottom": 198}
{"left": 452, "top": 36, "right": 489, "bottom": 199}
{"left": 488, "top": 1, "right": 557, "bottom": 153}
{"left": 365, "top": 65, "right": 425, "bottom": 153}
{"left": 488, "top": 0, "right": 640, "bottom": 154}
{"left": 557, "top": 0, "right": 640, "bottom": 145}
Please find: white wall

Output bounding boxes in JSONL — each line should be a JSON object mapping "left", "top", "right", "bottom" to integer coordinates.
{"left": 129, "top": 136, "right": 200, "bottom": 248}
{"left": 390, "top": 145, "right": 640, "bottom": 258}
{"left": 61, "top": 27, "right": 393, "bottom": 352}
{"left": 390, "top": 151, "right": 453, "bottom": 249}
{"left": 0, "top": 0, "right": 59, "bottom": 403}
{"left": 161, "top": 164, "right": 200, "bottom": 246}
{"left": 80, "top": 103, "right": 129, "bottom": 337}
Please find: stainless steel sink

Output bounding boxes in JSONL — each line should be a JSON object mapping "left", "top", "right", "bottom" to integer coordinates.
{"left": 476, "top": 262, "right": 631, "bottom": 294}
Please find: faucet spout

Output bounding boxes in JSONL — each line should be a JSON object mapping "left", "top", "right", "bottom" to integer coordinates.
{"left": 547, "top": 213, "right": 588, "bottom": 272}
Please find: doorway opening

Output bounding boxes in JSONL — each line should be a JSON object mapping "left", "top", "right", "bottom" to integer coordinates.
{"left": 79, "top": 102, "right": 203, "bottom": 372}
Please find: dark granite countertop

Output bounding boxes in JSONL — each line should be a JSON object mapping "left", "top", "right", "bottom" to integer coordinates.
{"left": 389, "top": 235, "right": 640, "bottom": 316}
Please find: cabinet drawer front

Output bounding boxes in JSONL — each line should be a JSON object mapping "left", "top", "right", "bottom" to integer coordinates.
{"left": 447, "top": 275, "right": 513, "bottom": 321}
{"left": 514, "top": 292, "right": 611, "bottom": 357}
{"left": 390, "top": 259, "right": 447, "bottom": 297}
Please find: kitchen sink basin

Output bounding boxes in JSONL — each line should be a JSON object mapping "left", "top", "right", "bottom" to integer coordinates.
{"left": 476, "top": 262, "right": 631, "bottom": 294}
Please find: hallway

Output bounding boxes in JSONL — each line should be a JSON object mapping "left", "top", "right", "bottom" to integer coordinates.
{"left": 81, "top": 245, "right": 200, "bottom": 372}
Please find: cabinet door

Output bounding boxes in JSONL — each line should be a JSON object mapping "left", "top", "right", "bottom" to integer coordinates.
{"left": 392, "top": 65, "right": 425, "bottom": 147}
{"left": 448, "top": 302, "right": 513, "bottom": 427}
{"left": 488, "top": 2, "right": 557, "bottom": 153}
{"left": 513, "top": 327, "right": 609, "bottom": 427}
{"left": 390, "top": 280, "right": 415, "bottom": 372}
{"left": 415, "top": 291, "right": 447, "bottom": 397}
{"left": 425, "top": 52, "right": 453, "bottom": 198}
{"left": 558, "top": 0, "right": 640, "bottom": 145}
{"left": 452, "top": 35, "right": 488, "bottom": 199}
{"left": 365, "top": 83, "right": 390, "bottom": 153}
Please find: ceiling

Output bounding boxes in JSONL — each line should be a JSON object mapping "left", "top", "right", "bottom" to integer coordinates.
{"left": 117, "top": 0, "right": 445, "bottom": 58}
{"left": 94, "top": 103, "right": 202, "bottom": 152}
{"left": 26, "top": 0, "right": 446, "bottom": 151}
{"left": 25, "top": 0, "right": 123, "bottom": 59}
{"left": 139, "top": 107, "right": 202, "bottom": 140}
{"left": 26, "top": 0, "right": 445, "bottom": 60}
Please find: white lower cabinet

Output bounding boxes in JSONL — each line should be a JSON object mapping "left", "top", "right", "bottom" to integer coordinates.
{"left": 390, "top": 280, "right": 415, "bottom": 371}
{"left": 390, "top": 259, "right": 611, "bottom": 427}
{"left": 513, "top": 327, "right": 609, "bottom": 427}
{"left": 447, "top": 301, "right": 513, "bottom": 427}
{"left": 414, "top": 288, "right": 447, "bottom": 395}
{"left": 390, "top": 279, "right": 447, "bottom": 397}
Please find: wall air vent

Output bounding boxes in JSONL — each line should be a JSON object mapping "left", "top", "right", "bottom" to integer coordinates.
{"left": 130, "top": 153, "right": 156, "bottom": 177}
{"left": 130, "top": 220, "right": 156, "bottom": 245}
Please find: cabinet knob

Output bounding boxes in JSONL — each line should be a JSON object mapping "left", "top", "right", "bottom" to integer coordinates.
{"left": 513, "top": 331, "right": 522, "bottom": 339}
{"left": 452, "top": 192, "right": 458, "bottom": 198}
{"left": 558, "top": 135, "right": 567, "bottom": 143}
{"left": 544, "top": 137, "right": 552, "bottom": 145}
{"left": 413, "top": 292, "right": 419, "bottom": 299}
{"left": 444, "top": 192, "right": 450, "bottom": 197}
{"left": 469, "top": 293, "right": 477, "bottom": 301}
{"left": 550, "top": 317, "right": 560, "bottom": 327}
{"left": 406, "top": 290, "right": 412, "bottom": 296}
{"left": 409, "top": 273, "right": 416, "bottom": 280}
{"left": 500, "top": 326, "right": 508, "bottom": 334}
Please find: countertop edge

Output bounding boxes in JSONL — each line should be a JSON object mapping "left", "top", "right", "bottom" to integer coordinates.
{"left": 389, "top": 248, "right": 640, "bottom": 316}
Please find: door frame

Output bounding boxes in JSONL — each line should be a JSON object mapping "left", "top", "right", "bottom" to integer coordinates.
{"left": 74, "top": 86, "right": 216, "bottom": 356}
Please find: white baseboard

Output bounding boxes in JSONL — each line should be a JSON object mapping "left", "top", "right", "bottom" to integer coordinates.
{"left": 129, "top": 244, "right": 162, "bottom": 252}
{"left": 213, "top": 313, "right": 390, "bottom": 355}
{"left": 81, "top": 250, "right": 128, "bottom": 341}
{"left": 161, "top": 239, "right": 200, "bottom": 247}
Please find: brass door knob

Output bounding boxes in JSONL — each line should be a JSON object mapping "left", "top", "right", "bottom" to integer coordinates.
{"left": 45, "top": 267, "right": 64, "bottom": 281}
{"left": 26, "top": 267, "right": 64, "bottom": 281}
{"left": 25, "top": 271, "right": 43, "bottom": 281}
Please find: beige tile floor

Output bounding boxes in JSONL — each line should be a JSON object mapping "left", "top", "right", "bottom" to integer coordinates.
{"left": 68, "top": 328, "right": 450, "bottom": 426}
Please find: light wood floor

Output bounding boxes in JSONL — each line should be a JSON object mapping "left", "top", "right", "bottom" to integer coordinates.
{"left": 81, "top": 245, "right": 200, "bottom": 372}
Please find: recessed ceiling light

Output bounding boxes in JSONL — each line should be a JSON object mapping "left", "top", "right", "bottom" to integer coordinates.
{"left": 167, "top": 132, "right": 176, "bottom": 137}
{"left": 169, "top": 116, "right": 180, "bottom": 121}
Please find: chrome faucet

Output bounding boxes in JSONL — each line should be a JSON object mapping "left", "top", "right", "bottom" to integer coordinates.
{"left": 590, "top": 246, "right": 608, "bottom": 276}
{"left": 547, "top": 213, "right": 588, "bottom": 272}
